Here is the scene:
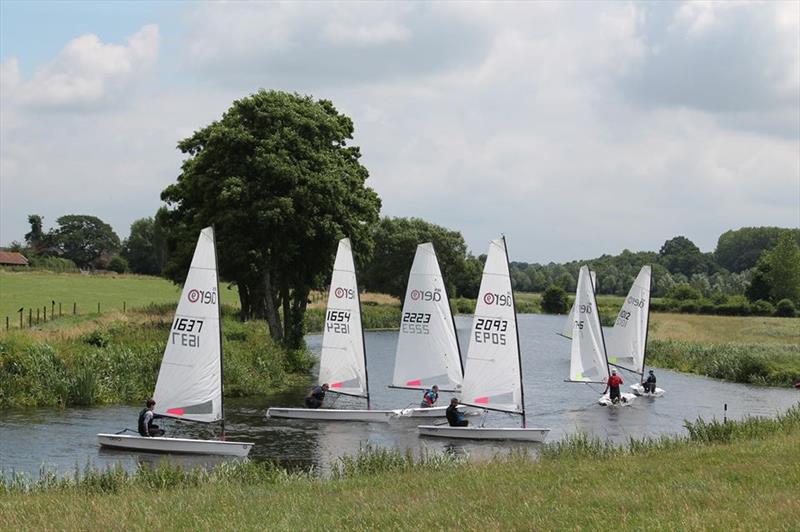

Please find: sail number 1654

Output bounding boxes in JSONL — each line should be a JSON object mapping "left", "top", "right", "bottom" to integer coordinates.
{"left": 326, "top": 310, "right": 351, "bottom": 334}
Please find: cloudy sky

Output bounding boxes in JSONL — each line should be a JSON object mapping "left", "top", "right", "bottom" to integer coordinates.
{"left": 1, "top": 1, "right": 798, "bottom": 263}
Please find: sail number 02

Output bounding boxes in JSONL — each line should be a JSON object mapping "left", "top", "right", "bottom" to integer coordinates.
{"left": 172, "top": 317, "right": 203, "bottom": 348}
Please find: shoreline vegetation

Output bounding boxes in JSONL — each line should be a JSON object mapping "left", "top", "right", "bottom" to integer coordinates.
{"left": 2, "top": 406, "right": 798, "bottom": 528}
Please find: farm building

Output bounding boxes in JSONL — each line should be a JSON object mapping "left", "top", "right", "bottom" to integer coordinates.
{"left": 0, "top": 251, "right": 29, "bottom": 266}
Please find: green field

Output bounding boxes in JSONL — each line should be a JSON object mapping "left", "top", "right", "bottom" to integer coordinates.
{"left": 3, "top": 408, "right": 799, "bottom": 530}
{"left": 0, "top": 270, "right": 241, "bottom": 327}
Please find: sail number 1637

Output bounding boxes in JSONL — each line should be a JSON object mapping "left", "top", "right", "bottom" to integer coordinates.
{"left": 171, "top": 317, "right": 204, "bottom": 348}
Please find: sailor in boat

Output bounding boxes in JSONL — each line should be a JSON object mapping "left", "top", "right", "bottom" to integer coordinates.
{"left": 138, "top": 399, "right": 164, "bottom": 437}
{"left": 642, "top": 370, "right": 657, "bottom": 394}
{"left": 420, "top": 385, "right": 439, "bottom": 408}
{"left": 445, "top": 398, "right": 469, "bottom": 427}
{"left": 605, "top": 370, "right": 625, "bottom": 405}
{"left": 304, "top": 383, "right": 329, "bottom": 409}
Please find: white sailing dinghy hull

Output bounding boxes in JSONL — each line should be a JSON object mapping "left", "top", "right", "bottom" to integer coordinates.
{"left": 630, "top": 383, "right": 665, "bottom": 397}
{"left": 97, "top": 434, "right": 253, "bottom": 457}
{"left": 397, "top": 405, "right": 473, "bottom": 418}
{"left": 266, "top": 407, "right": 399, "bottom": 422}
{"left": 597, "top": 393, "right": 637, "bottom": 406}
{"left": 417, "top": 425, "right": 550, "bottom": 442}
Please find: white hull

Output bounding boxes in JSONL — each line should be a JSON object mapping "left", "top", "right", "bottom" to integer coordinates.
{"left": 97, "top": 433, "right": 253, "bottom": 457}
{"left": 397, "top": 405, "right": 475, "bottom": 418}
{"left": 630, "top": 383, "right": 665, "bottom": 397}
{"left": 598, "top": 392, "right": 636, "bottom": 406}
{"left": 266, "top": 407, "right": 399, "bottom": 422}
{"left": 417, "top": 425, "right": 550, "bottom": 442}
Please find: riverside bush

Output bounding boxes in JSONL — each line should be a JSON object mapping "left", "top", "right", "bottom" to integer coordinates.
{"left": 775, "top": 298, "right": 796, "bottom": 317}
{"left": 750, "top": 300, "right": 776, "bottom": 316}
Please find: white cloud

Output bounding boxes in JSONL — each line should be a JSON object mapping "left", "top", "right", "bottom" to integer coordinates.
{"left": 3, "top": 25, "right": 159, "bottom": 109}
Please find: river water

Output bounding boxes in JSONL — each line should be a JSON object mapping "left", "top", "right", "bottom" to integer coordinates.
{"left": 1, "top": 314, "right": 797, "bottom": 477}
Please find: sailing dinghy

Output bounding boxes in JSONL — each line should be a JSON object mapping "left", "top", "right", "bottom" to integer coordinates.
{"left": 98, "top": 227, "right": 253, "bottom": 456}
{"left": 558, "top": 270, "right": 596, "bottom": 340}
{"left": 391, "top": 243, "right": 467, "bottom": 418}
{"left": 266, "top": 238, "right": 399, "bottom": 423}
{"left": 418, "top": 237, "right": 550, "bottom": 441}
{"left": 606, "top": 266, "right": 664, "bottom": 397}
{"left": 564, "top": 266, "right": 635, "bottom": 407}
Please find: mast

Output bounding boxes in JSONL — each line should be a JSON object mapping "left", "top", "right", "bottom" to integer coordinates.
{"left": 436, "top": 243, "right": 465, "bottom": 379}
{"left": 503, "top": 236, "right": 526, "bottom": 429}
{"left": 354, "top": 241, "right": 371, "bottom": 410}
{"left": 211, "top": 225, "right": 226, "bottom": 440}
{"left": 592, "top": 268, "right": 612, "bottom": 382}
{"left": 640, "top": 265, "right": 652, "bottom": 384}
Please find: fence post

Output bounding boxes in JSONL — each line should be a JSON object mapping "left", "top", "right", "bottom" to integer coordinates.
{"left": 123, "top": 301, "right": 126, "bottom": 313}
{"left": 36, "top": 308, "right": 40, "bottom": 324}
{"left": 5, "top": 316, "right": 8, "bottom": 330}
{"left": 19, "top": 309, "right": 23, "bottom": 328}
{"left": 51, "top": 301, "right": 55, "bottom": 318}
{"left": 59, "top": 302, "right": 62, "bottom": 317}
{"left": 723, "top": 403, "right": 727, "bottom": 424}
{"left": 29, "top": 309, "right": 32, "bottom": 327}
{"left": 97, "top": 302, "right": 100, "bottom": 314}
{"left": 73, "top": 302, "right": 77, "bottom": 315}
{"left": 44, "top": 306, "right": 47, "bottom": 322}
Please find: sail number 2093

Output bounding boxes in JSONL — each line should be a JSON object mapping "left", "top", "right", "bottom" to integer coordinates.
{"left": 326, "top": 310, "right": 351, "bottom": 334}
{"left": 171, "top": 318, "right": 203, "bottom": 348}
{"left": 474, "top": 318, "right": 507, "bottom": 345}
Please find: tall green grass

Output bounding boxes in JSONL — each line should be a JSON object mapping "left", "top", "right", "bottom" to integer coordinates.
{"left": 647, "top": 339, "right": 800, "bottom": 386}
{"left": 0, "top": 308, "right": 313, "bottom": 408}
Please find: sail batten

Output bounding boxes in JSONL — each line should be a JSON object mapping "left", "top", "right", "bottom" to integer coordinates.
{"left": 317, "top": 239, "right": 368, "bottom": 397}
{"left": 153, "top": 227, "right": 222, "bottom": 424}
{"left": 391, "top": 243, "right": 463, "bottom": 391}
{"left": 460, "top": 238, "right": 522, "bottom": 415}
{"left": 605, "top": 266, "right": 651, "bottom": 375}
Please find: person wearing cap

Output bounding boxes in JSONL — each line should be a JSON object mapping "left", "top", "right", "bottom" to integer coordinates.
{"left": 420, "top": 385, "right": 439, "bottom": 408}
{"left": 138, "top": 398, "right": 164, "bottom": 437}
{"left": 643, "top": 370, "right": 657, "bottom": 394}
{"left": 605, "top": 370, "right": 624, "bottom": 404}
{"left": 445, "top": 398, "right": 468, "bottom": 427}
{"left": 304, "top": 383, "right": 329, "bottom": 409}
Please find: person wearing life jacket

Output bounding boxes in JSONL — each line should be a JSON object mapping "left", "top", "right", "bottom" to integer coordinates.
{"left": 643, "top": 370, "right": 657, "bottom": 394}
{"left": 446, "top": 398, "right": 468, "bottom": 427}
{"left": 420, "top": 385, "right": 439, "bottom": 408}
{"left": 138, "top": 398, "right": 164, "bottom": 437}
{"left": 304, "top": 383, "right": 329, "bottom": 409}
{"left": 605, "top": 370, "right": 624, "bottom": 404}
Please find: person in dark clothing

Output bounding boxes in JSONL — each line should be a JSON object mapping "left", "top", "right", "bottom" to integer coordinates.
{"left": 446, "top": 398, "right": 468, "bottom": 427}
{"left": 605, "top": 370, "right": 624, "bottom": 404}
{"left": 304, "top": 383, "right": 329, "bottom": 409}
{"left": 420, "top": 385, "right": 439, "bottom": 408}
{"left": 138, "top": 398, "right": 164, "bottom": 437}
{"left": 643, "top": 370, "right": 657, "bottom": 394}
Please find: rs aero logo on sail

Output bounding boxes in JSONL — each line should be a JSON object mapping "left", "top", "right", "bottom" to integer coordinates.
{"left": 410, "top": 288, "right": 442, "bottom": 302}
{"left": 483, "top": 292, "right": 512, "bottom": 306}
{"left": 187, "top": 287, "right": 217, "bottom": 304}
{"left": 334, "top": 287, "right": 355, "bottom": 299}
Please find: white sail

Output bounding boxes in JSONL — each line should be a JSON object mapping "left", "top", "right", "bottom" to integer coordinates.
{"left": 460, "top": 238, "right": 522, "bottom": 414}
{"left": 318, "top": 238, "right": 367, "bottom": 397}
{"left": 392, "top": 243, "right": 462, "bottom": 392}
{"left": 606, "top": 266, "right": 651, "bottom": 374}
{"left": 153, "top": 227, "right": 222, "bottom": 423}
{"left": 567, "top": 266, "right": 609, "bottom": 384}
{"left": 561, "top": 270, "right": 596, "bottom": 339}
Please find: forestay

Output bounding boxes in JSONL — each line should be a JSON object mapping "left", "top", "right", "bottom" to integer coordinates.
{"left": 567, "top": 266, "right": 610, "bottom": 384}
{"left": 318, "top": 238, "right": 368, "bottom": 398}
{"left": 460, "top": 238, "right": 522, "bottom": 414}
{"left": 606, "top": 266, "right": 651, "bottom": 374}
{"left": 153, "top": 227, "right": 222, "bottom": 423}
{"left": 561, "top": 270, "right": 596, "bottom": 339}
{"left": 392, "top": 243, "right": 462, "bottom": 392}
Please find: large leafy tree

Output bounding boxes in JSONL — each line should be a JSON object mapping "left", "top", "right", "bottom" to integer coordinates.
{"left": 361, "top": 217, "right": 469, "bottom": 300}
{"left": 51, "top": 215, "right": 121, "bottom": 268}
{"left": 24, "top": 214, "right": 51, "bottom": 255}
{"left": 715, "top": 227, "right": 800, "bottom": 273}
{"left": 123, "top": 215, "right": 167, "bottom": 275}
{"left": 161, "top": 90, "right": 381, "bottom": 348}
{"left": 764, "top": 233, "right": 800, "bottom": 305}
{"left": 658, "top": 236, "right": 708, "bottom": 277}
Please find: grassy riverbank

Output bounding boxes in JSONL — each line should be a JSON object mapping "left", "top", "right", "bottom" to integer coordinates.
{"left": 0, "top": 305, "right": 312, "bottom": 408}
{"left": 3, "top": 407, "right": 799, "bottom": 529}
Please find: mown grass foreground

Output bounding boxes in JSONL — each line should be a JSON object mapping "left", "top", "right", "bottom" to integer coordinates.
{"left": 3, "top": 407, "right": 799, "bottom": 530}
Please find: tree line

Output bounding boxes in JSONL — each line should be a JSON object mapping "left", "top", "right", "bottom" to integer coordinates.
{"left": 7, "top": 90, "right": 799, "bottom": 348}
